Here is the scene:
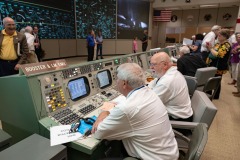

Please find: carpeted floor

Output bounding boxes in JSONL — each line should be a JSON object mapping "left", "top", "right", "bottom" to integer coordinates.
{"left": 201, "top": 73, "right": 240, "bottom": 160}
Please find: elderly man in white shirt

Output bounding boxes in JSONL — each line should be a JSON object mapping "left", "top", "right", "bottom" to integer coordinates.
{"left": 200, "top": 25, "right": 221, "bottom": 61}
{"left": 148, "top": 52, "right": 193, "bottom": 122}
{"left": 24, "top": 26, "right": 38, "bottom": 63}
{"left": 92, "top": 63, "right": 179, "bottom": 160}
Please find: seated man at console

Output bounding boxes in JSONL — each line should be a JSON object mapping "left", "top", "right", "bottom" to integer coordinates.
{"left": 177, "top": 46, "right": 207, "bottom": 76}
{"left": 148, "top": 52, "right": 193, "bottom": 122}
{"left": 92, "top": 63, "right": 179, "bottom": 160}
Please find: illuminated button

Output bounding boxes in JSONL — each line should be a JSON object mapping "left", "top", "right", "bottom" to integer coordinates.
{"left": 51, "top": 84, "right": 54, "bottom": 87}
{"left": 44, "top": 77, "right": 52, "bottom": 84}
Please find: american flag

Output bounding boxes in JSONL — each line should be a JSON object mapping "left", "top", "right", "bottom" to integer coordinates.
{"left": 153, "top": 10, "right": 172, "bottom": 22}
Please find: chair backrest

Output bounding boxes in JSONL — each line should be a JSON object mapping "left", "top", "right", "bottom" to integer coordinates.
{"left": 202, "top": 76, "right": 221, "bottom": 100}
{"left": 195, "top": 67, "right": 217, "bottom": 87}
{"left": 191, "top": 90, "right": 218, "bottom": 129}
{"left": 184, "top": 76, "right": 198, "bottom": 97}
{"left": 184, "top": 123, "right": 208, "bottom": 160}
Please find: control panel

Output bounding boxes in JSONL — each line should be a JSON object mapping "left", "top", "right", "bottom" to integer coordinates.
{"left": 38, "top": 59, "right": 124, "bottom": 126}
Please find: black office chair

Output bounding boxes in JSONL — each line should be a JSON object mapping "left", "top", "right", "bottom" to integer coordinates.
{"left": 174, "top": 123, "right": 208, "bottom": 160}
{"left": 202, "top": 76, "right": 221, "bottom": 101}
{"left": 184, "top": 76, "right": 198, "bottom": 98}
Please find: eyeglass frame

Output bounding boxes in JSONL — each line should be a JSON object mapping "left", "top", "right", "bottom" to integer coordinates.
{"left": 149, "top": 61, "right": 166, "bottom": 67}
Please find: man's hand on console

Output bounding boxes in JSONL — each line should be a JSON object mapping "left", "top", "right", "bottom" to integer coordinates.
{"left": 91, "top": 111, "right": 110, "bottom": 134}
{"left": 14, "top": 64, "right": 21, "bottom": 70}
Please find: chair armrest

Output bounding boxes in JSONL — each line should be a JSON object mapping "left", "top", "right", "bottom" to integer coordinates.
{"left": 171, "top": 121, "right": 199, "bottom": 129}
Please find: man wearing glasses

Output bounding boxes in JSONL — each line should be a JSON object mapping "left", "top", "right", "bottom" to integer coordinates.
{"left": 148, "top": 52, "right": 193, "bottom": 122}
{"left": 92, "top": 63, "right": 179, "bottom": 160}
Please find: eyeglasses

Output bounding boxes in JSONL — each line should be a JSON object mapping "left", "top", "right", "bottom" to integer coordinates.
{"left": 150, "top": 63, "right": 158, "bottom": 67}
{"left": 150, "top": 61, "right": 166, "bottom": 67}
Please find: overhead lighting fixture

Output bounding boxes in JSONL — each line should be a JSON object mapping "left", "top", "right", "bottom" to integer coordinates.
{"left": 186, "top": 0, "right": 191, "bottom": 3}
{"left": 200, "top": 4, "right": 218, "bottom": 8}
{"left": 166, "top": 7, "right": 181, "bottom": 10}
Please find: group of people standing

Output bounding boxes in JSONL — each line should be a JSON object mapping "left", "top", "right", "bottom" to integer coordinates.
{"left": 86, "top": 30, "right": 103, "bottom": 61}
{"left": 87, "top": 29, "right": 149, "bottom": 61}
{"left": 177, "top": 25, "right": 240, "bottom": 99}
{"left": 132, "top": 29, "right": 149, "bottom": 53}
{"left": 0, "top": 17, "right": 43, "bottom": 77}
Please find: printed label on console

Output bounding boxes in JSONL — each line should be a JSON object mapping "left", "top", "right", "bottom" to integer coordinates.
{"left": 20, "top": 59, "right": 68, "bottom": 76}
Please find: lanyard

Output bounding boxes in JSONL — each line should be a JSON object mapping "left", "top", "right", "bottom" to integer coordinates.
{"left": 126, "top": 85, "right": 145, "bottom": 98}
{"left": 156, "top": 78, "right": 160, "bottom": 84}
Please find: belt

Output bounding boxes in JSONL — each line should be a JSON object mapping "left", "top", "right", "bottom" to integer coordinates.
{"left": 0, "top": 59, "right": 19, "bottom": 63}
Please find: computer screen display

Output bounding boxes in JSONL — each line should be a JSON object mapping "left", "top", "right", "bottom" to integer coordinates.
{"left": 68, "top": 77, "right": 90, "bottom": 101}
{"left": 97, "top": 70, "right": 112, "bottom": 89}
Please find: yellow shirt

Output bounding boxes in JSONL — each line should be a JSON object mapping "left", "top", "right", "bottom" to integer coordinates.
{"left": 0, "top": 29, "right": 18, "bottom": 60}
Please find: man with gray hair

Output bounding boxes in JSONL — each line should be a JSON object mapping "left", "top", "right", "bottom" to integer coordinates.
{"left": 0, "top": 17, "right": 28, "bottom": 76}
{"left": 24, "top": 26, "right": 38, "bottom": 63}
{"left": 24, "top": 26, "right": 35, "bottom": 53}
{"left": 148, "top": 52, "right": 193, "bottom": 122}
{"left": 201, "top": 25, "right": 221, "bottom": 61}
{"left": 177, "top": 45, "right": 206, "bottom": 76}
{"left": 92, "top": 63, "right": 179, "bottom": 160}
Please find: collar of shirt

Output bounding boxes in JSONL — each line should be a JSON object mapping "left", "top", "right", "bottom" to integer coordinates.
{"left": 2, "top": 29, "right": 17, "bottom": 36}
{"left": 126, "top": 85, "right": 145, "bottom": 98}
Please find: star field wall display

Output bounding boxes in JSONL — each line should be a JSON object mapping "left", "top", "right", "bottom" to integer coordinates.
{"left": 75, "top": 0, "right": 116, "bottom": 39}
{"left": 0, "top": 0, "right": 75, "bottom": 39}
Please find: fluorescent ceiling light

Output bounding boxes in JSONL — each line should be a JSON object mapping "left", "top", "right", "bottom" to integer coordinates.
{"left": 166, "top": 7, "right": 181, "bottom": 10}
{"left": 200, "top": 4, "right": 218, "bottom": 8}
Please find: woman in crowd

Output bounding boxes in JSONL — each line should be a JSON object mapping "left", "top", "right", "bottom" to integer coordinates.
{"left": 228, "top": 33, "right": 240, "bottom": 86}
{"left": 231, "top": 33, "right": 240, "bottom": 97}
{"left": 206, "top": 29, "right": 231, "bottom": 99}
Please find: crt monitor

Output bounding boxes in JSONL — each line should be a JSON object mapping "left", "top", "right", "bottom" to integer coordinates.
{"left": 97, "top": 70, "right": 112, "bottom": 89}
{"left": 67, "top": 76, "right": 90, "bottom": 101}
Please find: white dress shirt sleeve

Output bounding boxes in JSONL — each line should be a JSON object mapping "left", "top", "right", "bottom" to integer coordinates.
{"left": 94, "top": 106, "right": 132, "bottom": 140}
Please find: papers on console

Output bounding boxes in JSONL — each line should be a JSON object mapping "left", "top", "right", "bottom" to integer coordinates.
{"left": 50, "top": 125, "right": 82, "bottom": 146}
{"left": 182, "top": 38, "right": 193, "bottom": 45}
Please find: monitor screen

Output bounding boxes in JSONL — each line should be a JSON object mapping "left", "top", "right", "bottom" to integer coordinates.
{"left": 97, "top": 70, "right": 112, "bottom": 89}
{"left": 68, "top": 77, "right": 90, "bottom": 101}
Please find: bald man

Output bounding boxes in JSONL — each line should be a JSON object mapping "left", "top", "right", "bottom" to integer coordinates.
{"left": 148, "top": 52, "right": 193, "bottom": 122}
{"left": 0, "top": 17, "right": 28, "bottom": 77}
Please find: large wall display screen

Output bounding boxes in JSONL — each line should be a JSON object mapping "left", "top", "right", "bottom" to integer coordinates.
{"left": 0, "top": 0, "right": 75, "bottom": 39}
{"left": 117, "top": 0, "right": 149, "bottom": 39}
{"left": 75, "top": 0, "right": 116, "bottom": 39}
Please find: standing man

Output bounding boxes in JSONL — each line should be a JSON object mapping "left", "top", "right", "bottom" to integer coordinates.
{"left": 0, "top": 17, "right": 28, "bottom": 77}
{"left": 86, "top": 29, "right": 95, "bottom": 61}
{"left": 25, "top": 26, "right": 38, "bottom": 63}
{"left": 141, "top": 29, "right": 148, "bottom": 52}
{"left": 92, "top": 63, "right": 179, "bottom": 160}
{"left": 200, "top": 25, "right": 221, "bottom": 62}
{"left": 33, "top": 25, "right": 43, "bottom": 62}
{"left": 96, "top": 30, "right": 103, "bottom": 60}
